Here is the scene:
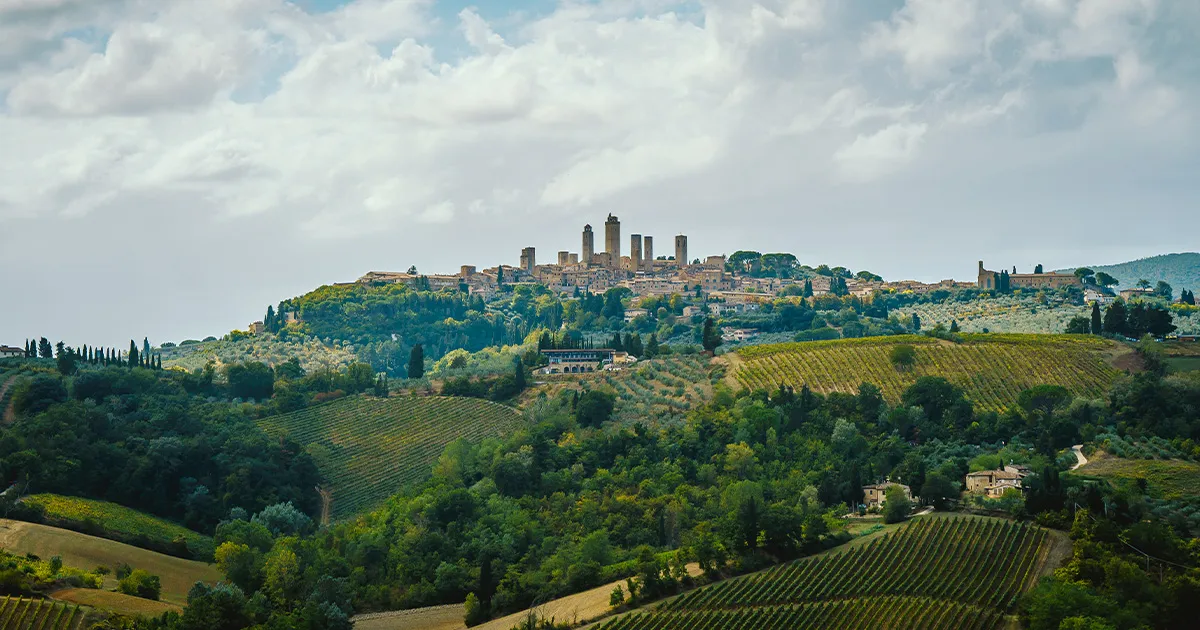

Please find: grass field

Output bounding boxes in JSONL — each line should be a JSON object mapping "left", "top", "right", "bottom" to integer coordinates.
{"left": 601, "top": 516, "right": 1059, "bottom": 630}
{"left": 258, "top": 395, "right": 527, "bottom": 520}
{"left": 49, "top": 589, "right": 181, "bottom": 618}
{"left": 1076, "top": 455, "right": 1200, "bottom": 501}
{"left": 0, "top": 519, "right": 220, "bottom": 606}
{"left": 730, "top": 334, "right": 1123, "bottom": 412}
{"left": 0, "top": 596, "right": 92, "bottom": 630}
{"left": 22, "top": 494, "right": 214, "bottom": 560}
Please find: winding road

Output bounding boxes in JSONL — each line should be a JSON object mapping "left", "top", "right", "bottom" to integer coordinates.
{"left": 1070, "top": 444, "right": 1088, "bottom": 470}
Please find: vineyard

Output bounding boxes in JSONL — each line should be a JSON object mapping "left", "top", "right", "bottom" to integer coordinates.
{"left": 731, "top": 334, "right": 1122, "bottom": 412}
{"left": 258, "top": 395, "right": 527, "bottom": 519}
{"left": 21, "top": 494, "right": 214, "bottom": 560}
{"left": 597, "top": 355, "right": 721, "bottom": 425}
{"left": 0, "top": 597, "right": 90, "bottom": 630}
{"left": 602, "top": 516, "right": 1055, "bottom": 630}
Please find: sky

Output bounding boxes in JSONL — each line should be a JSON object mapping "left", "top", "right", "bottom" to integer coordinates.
{"left": 1, "top": 0, "right": 1198, "bottom": 348}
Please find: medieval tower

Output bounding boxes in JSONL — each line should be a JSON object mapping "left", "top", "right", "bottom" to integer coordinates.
{"left": 605, "top": 214, "right": 621, "bottom": 266}
{"left": 582, "top": 225, "right": 594, "bottom": 265}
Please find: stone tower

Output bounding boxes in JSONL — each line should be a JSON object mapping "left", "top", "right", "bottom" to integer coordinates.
{"left": 630, "top": 234, "right": 642, "bottom": 271}
{"left": 675, "top": 234, "right": 688, "bottom": 267}
{"left": 582, "top": 225, "right": 594, "bottom": 265}
{"left": 643, "top": 236, "right": 654, "bottom": 268}
{"left": 605, "top": 214, "right": 621, "bottom": 266}
{"left": 520, "top": 247, "right": 536, "bottom": 273}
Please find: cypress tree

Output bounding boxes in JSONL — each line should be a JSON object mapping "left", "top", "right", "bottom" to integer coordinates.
{"left": 143, "top": 337, "right": 151, "bottom": 360}
{"left": 408, "top": 345, "right": 424, "bottom": 379}
{"left": 1091, "top": 302, "right": 1103, "bottom": 335}
{"left": 128, "top": 340, "right": 139, "bottom": 369}
{"left": 513, "top": 357, "right": 526, "bottom": 390}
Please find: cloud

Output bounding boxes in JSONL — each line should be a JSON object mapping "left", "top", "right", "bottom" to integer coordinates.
{"left": 0, "top": 0, "right": 1197, "bottom": 346}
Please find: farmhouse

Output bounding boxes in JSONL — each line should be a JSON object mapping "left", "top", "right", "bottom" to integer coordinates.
{"left": 976, "top": 261, "right": 1080, "bottom": 290}
{"left": 722, "top": 327, "right": 760, "bottom": 342}
{"left": 623, "top": 308, "right": 650, "bottom": 322}
{"left": 966, "top": 465, "right": 1031, "bottom": 497}
{"left": 861, "top": 482, "right": 913, "bottom": 509}
{"left": 0, "top": 345, "right": 23, "bottom": 358}
{"left": 1119, "top": 288, "right": 1156, "bottom": 300}
{"left": 539, "top": 348, "right": 617, "bottom": 375}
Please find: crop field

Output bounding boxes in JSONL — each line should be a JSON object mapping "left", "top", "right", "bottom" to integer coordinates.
{"left": 601, "top": 516, "right": 1055, "bottom": 630}
{"left": 730, "top": 334, "right": 1122, "bottom": 412}
{"left": 258, "top": 395, "right": 527, "bottom": 519}
{"left": 1076, "top": 456, "right": 1200, "bottom": 501}
{"left": 597, "top": 355, "right": 721, "bottom": 424}
{"left": 0, "top": 597, "right": 90, "bottom": 630}
{"left": 21, "top": 494, "right": 214, "bottom": 560}
{"left": 49, "top": 589, "right": 180, "bottom": 618}
{"left": 0, "top": 519, "right": 220, "bottom": 606}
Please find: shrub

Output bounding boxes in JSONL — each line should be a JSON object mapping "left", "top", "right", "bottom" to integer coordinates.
{"left": 890, "top": 344, "right": 916, "bottom": 369}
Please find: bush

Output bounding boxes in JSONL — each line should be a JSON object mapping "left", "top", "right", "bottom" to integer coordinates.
{"left": 890, "top": 344, "right": 916, "bottom": 369}
{"left": 883, "top": 486, "right": 911, "bottom": 523}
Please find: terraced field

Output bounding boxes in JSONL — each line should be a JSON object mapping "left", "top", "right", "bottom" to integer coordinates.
{"left": 731, "top": 334, "right": 1122, "bottom": 412}
{"left": 258, "top": 395, "right": 527, "bottom": 519}
{"left": 601, "top": 516, "right": 1059, "bottom": 630}
{"left": 0, "top": 596, "right": 92, "bottom": 629}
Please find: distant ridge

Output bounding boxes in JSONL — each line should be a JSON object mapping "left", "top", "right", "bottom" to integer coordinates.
{"left": 1057, "top": 252, "right": 1199, "bottom": 295}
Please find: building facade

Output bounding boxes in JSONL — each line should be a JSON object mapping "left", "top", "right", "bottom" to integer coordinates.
{"left": 675, "top": 234, "right": 688, "bottom": 266}
{"left": 862, "top": 482, "right": 913, "bottom": 509}
{"left": 520, "top": 247, "right": 536, "bottom": 273}
{"left": 540, "top": 349, "right": 616, "bottom": 374}
{"left": 630, "top": 234, "right": 642, "bottom": 272}
{"left": 977, "top": 261, "right": 1081, "bottom": 290}
{"left": 582, "top": 225, "right": 594, "bottom": 265}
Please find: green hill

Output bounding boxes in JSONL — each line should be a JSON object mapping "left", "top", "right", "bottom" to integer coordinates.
{"left": 21, "top": 494, "right": 215, "bottom": 561}
{"left": 603, "top": 516, "right": 1061, "bottom": 630}
{"left": 729, "top": 334, "right": 1125, "bottom": 412}
{"left": 1057, "top": 252, "right": 1200, "bottom": 295}
{"left": 258, "top": 395, "right": 527, "bottom": 520}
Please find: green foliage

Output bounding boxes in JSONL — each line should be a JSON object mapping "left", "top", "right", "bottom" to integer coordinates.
{"left": 21, "top": 494, "right": 215, "bottom": 560}
{"left": 882, "top": 485, "right": 910, "bottom": 523}
{"left": 225, "top": 361, "right": 274, "bottom": 400}
{"left": 889, "top": 344, "right": 916, "bottom": 368}
{"left": 575, "top": 390, "right": 616, "bottom": 428}
{"left": 117, "top": 569, "right": 162, "bottom": 601}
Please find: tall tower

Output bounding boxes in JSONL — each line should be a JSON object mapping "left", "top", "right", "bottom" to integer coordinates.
{"left": 558, "top": 251, "right": 570, "bottom": 265}
{"left": 605, "top": 214, "right": 621, "bottom": 267}
{"left": 643, "top": 236, "right": 654, "bottom": 268}
{"left": 582, "top": 225, "right": 594, "bottom": 265}
{"left": 520, "top": 247, "right": 536, "bottom": 273}
{"left": 675, "top": 234, "right": 688, "bottom": 267}
{"left": 630, "top": 234, "right": 643, "bottom": 272}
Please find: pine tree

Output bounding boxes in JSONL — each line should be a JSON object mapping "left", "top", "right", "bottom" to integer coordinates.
{"left": 38, "top": 338, "right": 53, "bottom": 359}
{"left": 1091, "top": 301, "right": 1103, "bottom": 335}
{"left": 408, "top": 345, "right": 424, "bottom": 379}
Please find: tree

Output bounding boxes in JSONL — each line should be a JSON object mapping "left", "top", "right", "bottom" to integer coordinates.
{"left": 127, "top": 340, "right": 139, "bottom": 368}
{"left": 251, "top": 502, "right": 312, "bottom": 536}
{"left": 143, "top": 337, "right": 151, "bottom": 360}
{"left": 919, "top": 472, "right": 959, "bottom": 509}
{"left": 645, "top": 334, "right": 659, "bottom": 358}
{"left": 495, "top": 266, "right": 504, "bottom": 286}
{"left": 226, "top": 362, "right": 275, "bottom": 399}
{"left": 803, "top": 279, "right": 813, "bottom": 298}
{"left": 38, "top": 337, "right": 52, "bottom": 359}
{"left": 1074, "top": 268, "right": 1095, "bottom": 283}
{"left": 890, "top": 344, "right": 916, "bottom": 369}
{"left": 883, "top": 485, "right": 910, "bottom": 523}
{"left": 1182, "top": 289, "right": 1196, "bottom": 305}
{"left": 1033, "top": 264, "right": 1044, "bottom": 274}
{"left": 701, "top": 318, "right": 721, "bottom": 353}
{"left": 1094, "top": 272, "right": 1118, "bottom": 288}
{"left": 118, "top": 569, "right": 162, "bottom": 600}
{"left": 1154, "top": 281, "right": 1173, "bottom": 300}
{"left": 408, "top": 345, "right": 425, "bottom": 379}
{"left": 513, "top": 357, "right": 526, "bottom": 390}
{"left": 1103, "top": 300, "right": 1127, "bottom": 335}
{"left": 407, "top": 265, "right": 418, "bottom": 275}
{"left": 1065, "top": 316, "right": 1091, "bottom": 334}
{"left": 911, "top": 313, "right": 921, "bottom": 332}
{"left": 464, "top": 592, "right": 488, "bottom": 626}
{"left": 1091, "top": 302, "right": 1103, "bottom": 335}
{"left": 949, "top": 320, "right": 960, "bottom": 333}
{"left": 575, "top": 390, "right": 615, "bottom": 428}
{"left": 1135, "top": 278, "right": 1151, "bottom": 290}
{"left": 56, "top": 346, "right": 77, "bottom": 376}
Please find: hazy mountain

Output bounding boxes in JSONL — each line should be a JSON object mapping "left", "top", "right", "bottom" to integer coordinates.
{"left": 1058, "top": 253, "right": 1200, "bottom": 296}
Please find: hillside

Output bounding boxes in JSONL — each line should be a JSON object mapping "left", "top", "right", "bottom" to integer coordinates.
{"left": 602, "top": 516, "right": 1061, "bottom": 630}
{"left": 1057, "top": 252, "right": 1200, "bottom": 295}
{"left": 729, "top": 334, "right": 1124, "bottom": 412}
{"left": 258, "top": 395, "right": 527, "bottom": 520}
{"left": 160, "top": 335, "right": 358, "bottom": 373}
{"left": 22, "top": 494, "right": 214, "bottom": 560}
{"left": 0, "top": 519, "right": 220, "bottom": 606}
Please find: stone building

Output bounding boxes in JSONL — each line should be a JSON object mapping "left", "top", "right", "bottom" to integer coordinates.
{"left": 675, "top": 234, "right": 688, "bottom": 266}
{"left": 582, "top": 225, "right": 594, "bottom": 265}
{"left": 862, "top": 482, "right": 913, "bottom": 509}
{"left": 643, "top": 236, "right": 654, "bottom": 268}
{"left": 605, "top": 214, "right": 621, "bottom": 267}
{"left": 520, "top": 247, "right": 536, "bottom": 273}
{"left": 630, "top": 234, "right": 642, "bottom": 272}
{"left": 977, "top": 261, "right": 1080, "bottom": 290}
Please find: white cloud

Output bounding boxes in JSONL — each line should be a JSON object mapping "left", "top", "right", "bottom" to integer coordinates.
{"left": 0, "top": 0, "right": 1197, "bottom": 345}
{"left": 834, "top": 123, "right": 929, "bottom": 182}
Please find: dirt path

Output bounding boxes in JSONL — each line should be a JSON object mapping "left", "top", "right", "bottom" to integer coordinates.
{"left": 317, "top": 487, "right": 332, "bottom": 527}
{"left": 1071, "top": 444, "right": 1088, "bottom": 470}
{"left": 0, "top": 375, "right": 19, "bottom": 424}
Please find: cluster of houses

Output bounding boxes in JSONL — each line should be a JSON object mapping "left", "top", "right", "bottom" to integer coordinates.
{"left": 859, "top": 463, "right": 1035, "bottom": 510}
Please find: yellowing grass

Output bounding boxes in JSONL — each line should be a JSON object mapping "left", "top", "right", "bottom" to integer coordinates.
{"left": 22, "top": 494, "right": 213, "bottom": 560}
{"left": 732, "top": 334, "right": 1122, "bottom": 412}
